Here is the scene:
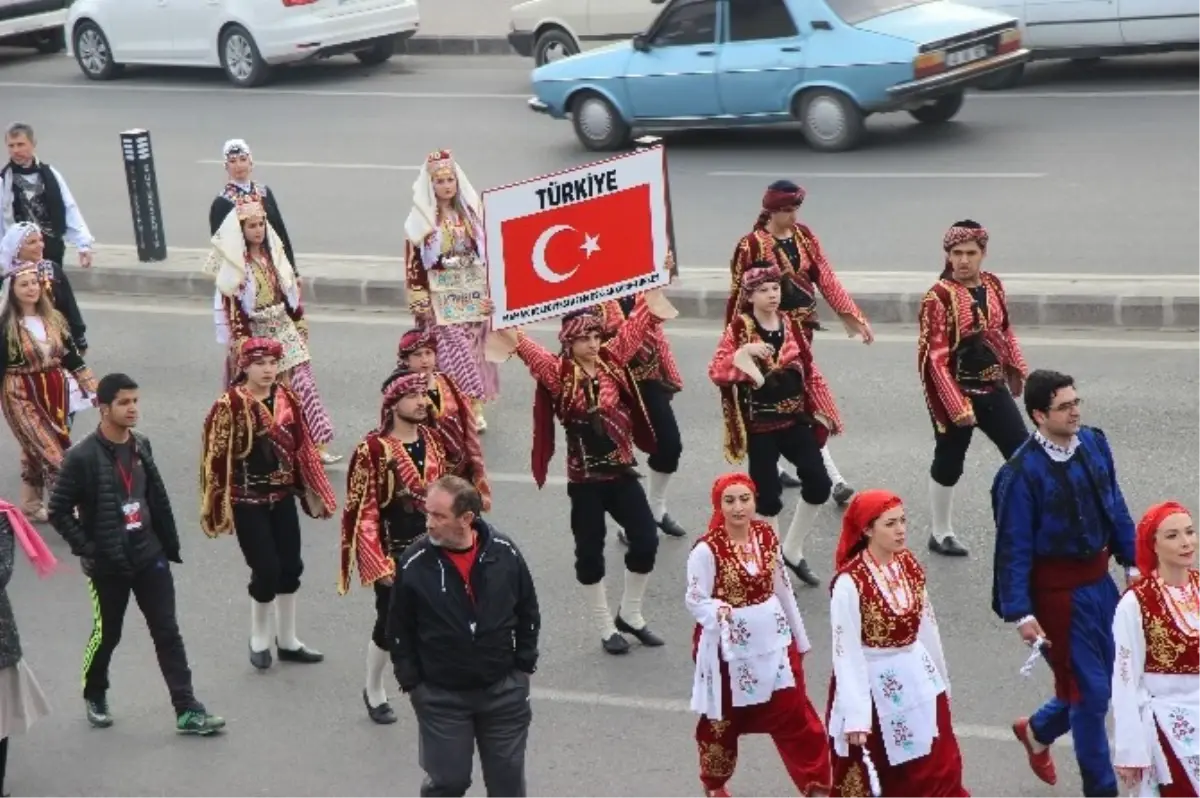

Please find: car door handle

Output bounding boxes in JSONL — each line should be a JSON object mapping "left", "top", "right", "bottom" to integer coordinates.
{"left": 696, "top": 50, "right": 716, "bottom": 56}
{"left": 780, "top": 46, "right": 801, "bottom": 52}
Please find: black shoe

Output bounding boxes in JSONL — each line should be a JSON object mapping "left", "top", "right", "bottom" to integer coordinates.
{"left": 785, "top": 556, "right": 821, "bottom": 587}
{"left": 656, "top": 514, "right": 687, "bottom": 538}
{"left": 85, "top": 696, "right": 113, "bottom": 729}
{"left": 928, "top": 534, "right": 969, "bottom": 557}
{"left": 601, "top": 632, "right": 631, "bottom": 655}
{"left": 249, "top": 642, "right": 272, "bottom": 670}
{"left": 779, "top": 470, "right": 803, "bottom": 489}
{"left": 832, "top": 482, "right": 856, "bottom": 507}
{"left": 363, "top": 689, "right": 397, "bottom": 725}
{"left": 615, "top": 614, "right": 665, "bottom": 647}
{"left": 616, "top": 529, "right": 629, "bottom": 546}
{"left": 276, "top": 639, "right": 324, "bottom": 663}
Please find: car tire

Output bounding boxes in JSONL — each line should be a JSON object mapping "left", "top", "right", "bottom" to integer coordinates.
{"left": 570, "top": 91, "right": 631, "bottom": 152}
{"left": 909, "top": 92, "right": 965, "bottom": 124}
{"left": 73, "top": 20, "right": 123, "bottom": 81}
{"left": 220, "top": 25, "right": 273, "bottom": 88}
{"left": 354, "top": 36, "right": 395, "bottom": 66}
{"left": 35, "top": 29, "right": 66, "bottom": 54}
{"left": 797, "top": 89, "right": 865, "bottom": 152}
{"left": 978, "top": 63, "right": 1025, "bottom": 90}
{"left": 534, "top": 27, "right": 579, "bottom": 66}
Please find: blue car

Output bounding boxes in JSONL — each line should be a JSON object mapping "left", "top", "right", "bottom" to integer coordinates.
{"left": 527, "top": 0, "right": 1031, "bottom": 152}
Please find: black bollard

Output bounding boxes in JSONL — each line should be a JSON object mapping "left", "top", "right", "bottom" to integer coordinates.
{"left": 119, "top": 129, "right": 168, "bottom": 262}
{"left": 634, "top": 135, "right": 678, "bottom": 279}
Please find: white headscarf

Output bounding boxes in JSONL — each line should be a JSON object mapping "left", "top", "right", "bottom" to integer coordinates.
{"left": 0, "top": 222, "right": 38, "bottom": 273}
{"left": 403, "top": 153, "right": 482, "bottom": 247}
{"left": 223, "top": 138, "right": 252, "bottom": 161}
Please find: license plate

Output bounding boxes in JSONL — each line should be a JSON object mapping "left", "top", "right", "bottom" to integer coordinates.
{"left": 946, "top": 44, "right": 989, "bottom": 67}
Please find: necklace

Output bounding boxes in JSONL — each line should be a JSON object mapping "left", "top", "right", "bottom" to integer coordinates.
{"left": 867, "top": 550, "right": 913, "bottom": 613}
{"left": 1159, "top": 572, "right": 1200, "bottom": 637}
{"left": 729, "top": 529, "right": 759, "bottom": 569}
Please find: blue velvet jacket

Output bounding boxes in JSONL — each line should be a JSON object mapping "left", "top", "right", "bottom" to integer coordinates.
{"left": 990, "top": 426, "right": 1137, "bottom": 622}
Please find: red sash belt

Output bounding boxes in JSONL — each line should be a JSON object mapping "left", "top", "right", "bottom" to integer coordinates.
{"left": 1031, "top": 547, "right": 1110, "bottom": 703}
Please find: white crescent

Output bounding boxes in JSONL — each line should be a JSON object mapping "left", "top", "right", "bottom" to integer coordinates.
{"left": 531, "top": 224, "right": 579, "bottom": 284}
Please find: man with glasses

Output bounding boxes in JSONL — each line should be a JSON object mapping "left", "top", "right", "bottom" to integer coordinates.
{"left": 991, "top": 369, "right": 1137, "bottom": 798}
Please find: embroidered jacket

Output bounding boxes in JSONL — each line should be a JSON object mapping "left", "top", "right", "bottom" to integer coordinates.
{"left": 339, "top": 426, "right": 446, "bottom": 593}
{"left": 222, "top": 252, "right": 308, "bottom": 351}
{"left": 917, "top": 271, "right": 1029, "bottom": 432}
{"left": 200, "top": 384, "right": 337, "bottom": 537}
{"left": 404, "top": 208, "right": 481, "bottom": 318}
{"left": 836, "top": 550, "right": 928, "bottom": 650}
{"left": 708, "top": 313, "right": 842, "bottom": 464}
{"left": 426, "top": 371, "right": 491, "bottom": 508}
{"left": 597, "top": 296, "right": 684, "bottom": 392}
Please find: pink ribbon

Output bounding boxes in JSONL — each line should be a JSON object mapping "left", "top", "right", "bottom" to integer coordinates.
{"left": 0, "top": 500, "right": 58, "bottom": 578}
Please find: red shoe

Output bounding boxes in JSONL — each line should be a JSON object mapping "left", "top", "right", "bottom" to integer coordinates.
{"left": 1012, "top": 717, "right": 1058, "bottom": 786}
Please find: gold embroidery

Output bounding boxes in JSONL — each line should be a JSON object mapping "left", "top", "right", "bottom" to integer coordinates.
{"left": 699, "top": 741, "right": 736, "bottom": 779}
{"left": 838, "top": 763, "right": 869, "bottom": 797}
{"left": 861, "top": 601, "right": 897, "bottom": 647}
{"left": 1146, "top": 616, "right": 1187, "bottom": 669}
{"left": 716, "top": 557, "right": 749, "bottom": 608}
{"left": 707, "top": 719, "right": 731, "bottom": 739}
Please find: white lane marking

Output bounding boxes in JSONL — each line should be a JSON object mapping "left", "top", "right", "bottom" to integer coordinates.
{"left": 196, "top": 159, "right": 419, "bottom": 171}
{"left": 707, "top": 172, "right": 1046, "bottom": 179}
{"left": 0, "top": 81, "right": 528, "bottom": 100}
{"left": 974, "top": 89, "right": 1197, "bottom": 99}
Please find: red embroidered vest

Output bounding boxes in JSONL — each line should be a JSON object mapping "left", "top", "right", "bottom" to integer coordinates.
{"left": 1131, "top": 575, "right": 1200, "bottom": 675}
{"left": 841, "top": 550, "right": 927, "bottom": 649}
{"left": 695, "top": 522, "right": 779, "bottom": 610}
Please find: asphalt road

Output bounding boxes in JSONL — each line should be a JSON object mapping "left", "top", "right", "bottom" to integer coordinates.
{"left": 0, "top": 52, "right": 1196, "bottom": 276}
{"left": 1, "top": 297, "right": 1196, "bottom": 796}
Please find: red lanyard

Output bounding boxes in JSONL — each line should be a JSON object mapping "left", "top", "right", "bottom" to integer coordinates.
{"left": 115, "top": 455, "right": 137, "bottom": 498}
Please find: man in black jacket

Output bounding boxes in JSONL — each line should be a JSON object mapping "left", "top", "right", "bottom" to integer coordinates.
{"left": 47, "top": 373, "right": 224, "bottom": 736}
{"left": 390, "top": 475, "right": 540, "bottom": 798}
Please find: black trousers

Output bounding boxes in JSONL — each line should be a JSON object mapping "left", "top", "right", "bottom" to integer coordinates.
{"left": 566, "top": 474, "right": 658, "bottom": 584}
{"left": 747, "top": 423, "right": 832, "bottom": 517}
{"left": 930, "top": 389, "right": 1029, "bottom": 487}
{"left": 82, "top": 560, "right": 199, "bottom": 714}
{"left": 233, "top": 497, "right": 304, "bottom": 603}
{"left": 411, "top": 672, "right": 532, "bottom": 797}
{"left": 372, "top": 571, "right": 396, "bottom": 651}
{"left": 637, "top": 380, "right": 682, "bottom": 474}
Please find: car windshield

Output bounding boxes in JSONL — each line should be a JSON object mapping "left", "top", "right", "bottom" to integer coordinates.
{"left": 824, "top": 0, "right": 939, "bottom": 25}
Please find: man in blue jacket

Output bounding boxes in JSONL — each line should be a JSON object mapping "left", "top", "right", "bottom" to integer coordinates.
{"left": 991, "top": 369, "right": 1137, "bottom": 797}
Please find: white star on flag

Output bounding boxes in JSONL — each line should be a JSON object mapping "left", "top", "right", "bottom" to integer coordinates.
{"left": 579, "top": 233, "right": 601, "bottom": 259}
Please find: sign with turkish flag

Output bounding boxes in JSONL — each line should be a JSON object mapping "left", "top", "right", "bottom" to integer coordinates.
{"left": 482, "top": 147, "right": 671, "bottom": 329}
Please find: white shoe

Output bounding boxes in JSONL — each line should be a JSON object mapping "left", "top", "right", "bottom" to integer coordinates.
{"left": 319, "top": 450, "right": 342, "bottom": 465}
{"left": 475, "top": 414, "right": 488, "bottom": 433}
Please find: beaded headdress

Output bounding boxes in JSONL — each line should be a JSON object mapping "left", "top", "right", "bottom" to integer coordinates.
{"left": 236, "top": 198, "right": 266, "bottom": 221}
{"left": 426, "top": 149, "right": 455, "bottom": 179}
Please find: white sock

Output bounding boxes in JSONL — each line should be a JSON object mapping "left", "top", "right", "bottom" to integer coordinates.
{"left": 250, "top": 599, "right": 273, "bottom": 653}
{"left": 821, "top": 446, "right": 846, "bottom": 486}
{"left": 620, "top": 570, "right": 651, "bottom": 630}
{"left": 1026, "top": 723, "right": 1048, "bottom": 753}
{"left": 647, "top": 470, "right": 671, "bottom": 522}
{"left": 782, "top": 500, "right": 823, "bottom": 564}
{"left": 582, "top": 580, "right": 618, "bottom": 640}
{"left": 929, "top": 477, "right": 956, "bottom": 543}
{"left": 274, "top": 593, "right": 303, "bottom": 650}
{"left": 365, "top": 642, "right": 389, "bottom": 707}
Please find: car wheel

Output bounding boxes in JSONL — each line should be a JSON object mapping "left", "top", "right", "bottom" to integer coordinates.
{"left": 798, "top": 89, "right": 865, "bottom": 152}
{"left": 977, "top": 63, "right": 1025, "bottom": 91}
{"left": 220, "top": 25, "right": 273, "bottom": 88}
{"left": 354, "top": 36, "right": 395, "bottom": 66}
{"left": 534, "top": 27, "right": 579, "bottom": 66}
{"left": 73, "top": 21, "right": 123, "bottom": 81}
{"left": 909, "top": 92, "right": 964, "bottom": 124}
{"left": 34, "top": 29, "right": 66, "bottom": 54}
{"left": 570, "top": 92, "right": 631, "bottom": 152}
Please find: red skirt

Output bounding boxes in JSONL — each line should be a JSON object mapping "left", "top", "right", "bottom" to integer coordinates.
{"left": 695, "top": 645, "right": 831, "bottom": 795}
{"left": 1158, "top": 724, "right": 1198, "bottom": 798}
{"left": 830, "top": 691, "right": 968, "bottom": 797}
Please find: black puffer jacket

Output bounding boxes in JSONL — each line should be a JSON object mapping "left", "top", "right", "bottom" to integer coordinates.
{"left": 48, "top": 431, "right": 181, "bottom": 577}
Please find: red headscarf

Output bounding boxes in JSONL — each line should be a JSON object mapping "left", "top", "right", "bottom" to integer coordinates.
{"left": 834, "top": 489, "right": 903, "bottom": 569}
{"left": 397, "top": 328, "right": 436, "bottom": 362}
{"left": 762, "top": 182, "right": 806, "bottom": 212}
{"left": 709, "top": 473, "right": 757, "bottom": 533}
{"left": 1136, "top": 501, "right": 1191, "bottom": 576}
{"left": 237, "top": 337, "right": 283, "bottom": 370}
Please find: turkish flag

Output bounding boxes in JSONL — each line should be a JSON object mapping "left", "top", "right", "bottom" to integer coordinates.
{"left": 500, "top": 185, "right": 654, "bottom": 311}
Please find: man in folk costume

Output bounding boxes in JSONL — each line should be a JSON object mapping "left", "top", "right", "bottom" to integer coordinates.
{"left": 919, "top": 219, "right": 1029, "bottom": 558}
{"left": 992, "top": 369, "right": 1138, "bottom": 798}
{"left": 488, "top": 287, "right": 677, "bottom": 655}
{"left": 728, "top": 180, "right": 871, "bottom": 506}
{"left": 205, "top": 194, "right": 340, "bottom": 464}
{"left": 686, "top": 473, "right": 831, "bottom": 798}
{"left": 339, "top": 369, "right": 451, "bottom": 726}
{"left": 394, "top": 328, "right": 492, "bottom": 501}
{"left": 709, "top": 264, "right": 842, "bottom": 588}
{"left": 200, "top": 337, "right": 338, "bottom": 672}
{"left": 209, "top": 139, "right": 297, "bottom": 276}
{"left": 404, "top": 149, "right": 498, "bottom": 433}
{"left": 1112, "top": 502, "right": 1198, "bottom": 798}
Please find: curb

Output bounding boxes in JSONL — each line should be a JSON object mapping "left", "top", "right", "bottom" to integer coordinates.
{"left": 398, "top": 35, "right": 516, "bottom": 57}
{"left": 68, "top": 268, "right": 1199, "bottom": 330}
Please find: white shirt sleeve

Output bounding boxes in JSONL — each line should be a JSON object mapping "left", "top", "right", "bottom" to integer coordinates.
{"left": 1111, "top": 591, "right": 1151, "bottom": 768}
{"left": 918, "top": 586, "right": 951, "bottom": 698}
{"left": 685, "top": 543, "right": 725, "bottom": 630}
{"left": 50, "top": 166, "right": 95, "bottom": 251}
{"left": 773, "top": 552, "right": 811, "bottom": 654}
{"left": 831, "top": 573, "right": 872, "bottom": 734}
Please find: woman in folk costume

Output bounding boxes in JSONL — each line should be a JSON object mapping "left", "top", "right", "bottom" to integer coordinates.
{"left": 1112, "top": 502, "right": 1199, "bottom": 798}
{"left": 205, "top": 195, "right": 340, "bottom": 464}
{"left": 403, "top": 149, "right": 499, "bottom": 432}
{"left": 0, "top": 224, "right": 97, "bottom": 521}
{"left": 686, "top": 472, "right": 831, "bottom": 797}
{"left": 828, "top": 490, "right": 968, "bottom": 797}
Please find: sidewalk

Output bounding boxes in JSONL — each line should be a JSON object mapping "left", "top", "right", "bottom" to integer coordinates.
{"left": 78, "top": 245, "right": 1199, "bottom": 330}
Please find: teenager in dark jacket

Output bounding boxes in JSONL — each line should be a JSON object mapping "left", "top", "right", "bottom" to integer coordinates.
{"left": 47, "top": 373, "right": 224, "bottom": 736}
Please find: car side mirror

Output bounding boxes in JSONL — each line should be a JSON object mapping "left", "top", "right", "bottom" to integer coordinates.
{"left": 632, "top": 34, "right": 650, "bottom": 52}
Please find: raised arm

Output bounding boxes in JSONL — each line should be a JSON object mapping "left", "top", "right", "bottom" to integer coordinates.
{"left": 918, "top": 290, "right": 972, "bottom": 425}
{"left": 514, "top": 332, "right": 565, "bottom": 398}
{"left": 603, "top": 300, "right": 662, "bottom": 366}
{"left": 338, "top": 442, "right": 393, "bottom": 595}
{"left": 708, "top": 325, "right": 757, "bottom": 388}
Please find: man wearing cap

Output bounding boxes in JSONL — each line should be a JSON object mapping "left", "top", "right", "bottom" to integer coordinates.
{"left": 200, "top": 337, "right": 337, "bottom": 672}
{"left": 209, "top": 138, "right": 297, "bottom": 275}
{"left": 728, "top": 180, "right": 871, "bottom": 507}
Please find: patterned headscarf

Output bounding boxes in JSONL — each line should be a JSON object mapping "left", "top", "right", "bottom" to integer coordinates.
{"left": 1136, "top": 501, "right": 1192, "bottom": 575}
{"left": 0, "top": 222, "right": 39, "bottom": 271}
{"left": 762, "top": 180, "right": 806, "bottom": 211}
{"left": 709, "top": 473, "right": 757, "bottom": 533}
{"left": 943, "top": 220, "right": 989, "bottom": 253}
{"left": 379, "top": 369, "right": 430, "bottom": 431}
{"left": 223, "top": 139, "right": 252, "bottom": 161}
{"left": 742, "top": 264, "right": 782, "bottom": 292}
{"left": 834, "top": 489, "right": 904, "bottom": 569}
{"left": 237, "top": 337, "right": 283, "bottom": 370}
{"left": 557, "top": 308, "right": 604, "bottom": 348}
{"left": 397, "top": 328, "right": 437, "bottom": 362}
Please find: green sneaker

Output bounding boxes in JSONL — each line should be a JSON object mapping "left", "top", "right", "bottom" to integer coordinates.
{"left": 176, "top": 710, "right": 226, "bottom": 736}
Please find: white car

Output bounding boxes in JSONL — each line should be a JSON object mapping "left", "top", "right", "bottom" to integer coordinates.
{"left": 0, "top": 0, "right": 69, "bottom": 53}
{"left": 952, "top": 0, "right": 1195, "bottom": 86}
{"left": 65, "top": 0, "right": 421, "bottom": 88}
{"left": 508, "top": 0, "right": 661, "bottom": 66}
